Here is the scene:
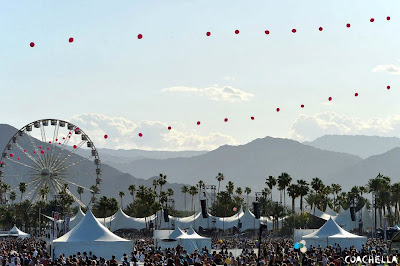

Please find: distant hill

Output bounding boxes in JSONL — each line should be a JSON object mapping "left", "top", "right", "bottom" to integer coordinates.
{"left": 76, "top": 148, "right": 208, "bottom": 171}
{"left": 328, "top": 147, "right": 400, "bottom": 188}
{"left": 124, "top": 137, "right": 362, "bottom": 191}
{"left": 304, "top": 135, "right": 400, "bottom": 159}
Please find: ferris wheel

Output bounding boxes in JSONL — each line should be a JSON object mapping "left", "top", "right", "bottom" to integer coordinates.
{"left": 0, "top": 119, "right": 102, "bottom": 206}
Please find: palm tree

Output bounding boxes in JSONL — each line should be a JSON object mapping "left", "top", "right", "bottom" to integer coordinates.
{"left": 235, "top": 187, "right": 243, "bottom": 208}
{"left": 244, "top": 187, "right": 252, "bottom": 207}
{"left": 128, "top": 184, "right": 136, "bottom": 202}
{"left": 287, "top": 184, "right": 300, "bottom": 213}
{"left": 167, "top": 188, "right": 174, "bottom": 205}
{"left": 9, "top": 191, "right": 16, "bottom": 204}
{"left": 297, "top": 179, "right": 309, "bottom": 212}
{"left": 392, "top": 183, "right": 400, "bottom": 223}
{"left": 77, "top": 186, "right": 84, "bottom": 201}
{"left": 153, "top": 179, "right": 159, "bottom": 191}
{"left": 216, "top": 172, "right": 225, "bottom": 194}
{"left": 19, "top": 182, "right": 27, "bottom": 202}
{"left": 189, "top": 186, "right": 198, "bottom": 212}
{"left": 39, "top": 185, "right": 50, "bottom": 201}
{"left": 119, "top": 191, "right": 125, "bottom": 207}
{"left": 266, "top": 176, "right": 276, "bottom": 201}
{"left": 181, "top": 185, "right": 189, "bottom": 212}
{"left": 226, "top": 181, "right": 234, "bottom": 195}
{"left": 158, "top": 173, "right": 167, "bottom": 195}
{"left": 277, "top": 173, "right": 292, "bottom": 206}
{"left": 331, "top": 183, "right": 342, "bottom": 211}
{"left": 311, "top": 177, "right": 324, "bottom": 212}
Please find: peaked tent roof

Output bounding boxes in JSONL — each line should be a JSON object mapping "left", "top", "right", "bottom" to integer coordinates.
{"left": 168, "top": 227, "right": 188, "bottom": 239}
{"left": 324, "top": 205, "right": 338, "bottom": 216}
{"left": 9, "top": 225, "right": 30, "bottom": 237}
{"left": 303, "top": 217, "right": 364, "bottom": 239}
{"left": 54, "top": 210, "right": 130, "bottom": 242}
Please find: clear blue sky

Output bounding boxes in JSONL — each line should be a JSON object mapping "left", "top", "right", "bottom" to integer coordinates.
{"left": 1, "top": 0, "right": 399, "bottom": 150}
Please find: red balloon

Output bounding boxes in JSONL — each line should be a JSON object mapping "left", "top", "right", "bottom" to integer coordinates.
{"left": 276, "top": 108, "right": 280, "bottom": 112}
{"left": 0, "top": 161, "right": 2, "bottom": 164}
{"left": 47, "top": 147, "right": 50, "bottom": 150}
{"left": 39, "top": 146, "right": 42, "bottom": 149}
{"left": 235, "top": 29, "right": 239, "bottom": 34}
{"left": 387, "top": 85, "right": 391, "bottom": 90}
{"left": 370, "top": 18, "right": 375, "bottom": 22}
{"left": 104, "top": 135, "right": 108, "bottom": 139}
{"left": 68, "top": 136, "right": 71, "bottom": 138}
{"left": 30, "top": 42, "right": 35, "bottom": 47}
{"left": 168, "top": 126, "right": 171, "bottom": 130}
{"left": 33, "top": 151, "right": 36, "bottom": 154}
{"left": 138, "top": 34, "right": 143, "bottom": 39}
{"left": 206, "top": 32, "right": 211, "bottom": 36}
{"left": 319, "top": 27, "right": 323, "bottom": 31}
{"left": 265, "top": 30, "right": 270, "bottom": 35}
{"left": 138, "top": 133, "right": 143, "bottom": 137}
{"left": 224, "top": 118, "right": 228, "bottom": 122}
{"left": 59, "top": 142, "right": 61, "bottom": 144}
{"left": 355, "top": 93, "right": 359, "bottom": 97}
{"left": 23, "top": 149, "right": 26, "bottom": 152}
{"left": 292, "top": 29, "right": 297, "bottom": 33}
{"left": 346, "top": 23, "right": 351, "bottom": 28}
{"left": 301, "top": 104, "right": 305, "bottom": 108}
{"left": 41, "top": 150, "right": 44, "bottom": 154}
{"left": 197, "top": 121, "right": 201, "bottom": 125}
{"left": 49, "top": 141, "right": 51, "bottom": 144}
{"left": 18, "top": 157, "right": 20, "bottom": 160}
{"left": 387, "top": 16, "right": 391, "bottom": 21}
{"left": 73, "top": 145, "right": 77, "bottom": 149}
{"left": 329, "top": 97, "right": 332, "bottom": 101}
{"left": 251, "top": 116, "right": 255, "bottom": 120}
{"left": 10, "top": 153, "right": 13, "bottom": 157}
{"left": 69, "top": 37, "right": 74, "bottom": 43}
{"left": 62, "top": 137, "right": 65, "bottom": 140}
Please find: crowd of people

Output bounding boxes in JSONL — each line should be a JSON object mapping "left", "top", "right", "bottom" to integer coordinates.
{"left": 0, "top": 236, "right": 397, "bottom": 265}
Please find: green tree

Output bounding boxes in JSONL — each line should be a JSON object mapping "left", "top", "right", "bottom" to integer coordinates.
{"left": 244, "top": 187, "right": 251, "bottom": 207}
{"left": 19, "top": 182, "right": 27, "bottom": 202}
{"left": 216, "top": 172, "right": 225, "bottom": 194}
{"left": 297, "top": 179, "right": 309, "bottom": 212}
{"left": 77, "top": 186, "right": 84, "bottom": 201}
{"left": 119, "top": 191, "right": 125, "bottom": 207}
{"left": 181, "top": 185, "right": 189, "bottom": 212}
{"left": 266, "top": 176, "right": 276, "bottom": 201}
{"left": 226, "top": 181, "right": 235, "bottom": 195}
{"left": 189, "top": 186, "right": 198, "bottom": 212}
{"left": 287, "top": 184, "right": 300, "bottom": 213}
{"left": 277, "top": 173, "right": 292, "bottom": 206}
{"left": 9, "top": 191, "right": 17, "bottom": 204}
{"left": 128, "top": 184, "right": 136, "bottom": 202}
{"left": 311, "top": 177, "right": 324, "bottom": 212}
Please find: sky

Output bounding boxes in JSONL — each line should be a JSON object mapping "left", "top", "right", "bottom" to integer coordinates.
{"left": 1, "top": 0, "right": 400, "bottom": 150}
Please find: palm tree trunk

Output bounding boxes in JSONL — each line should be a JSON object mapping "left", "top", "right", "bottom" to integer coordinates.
{"left": 280, "top": 190, "right": 282, "bottom": 204}
{"left": 218, "top": 182, "right": 221, "bottom": 194}
{"left": 191, "top": 196, "right": 194, "bottom": 212}
{"left": 292, "top": 197, "right": 295, "bottom": 213}
{"left": 184, "top": 193, "right": 187, "bottom": 212}
{"left": 300, "top": 195, "right": 303, "bottom": 213}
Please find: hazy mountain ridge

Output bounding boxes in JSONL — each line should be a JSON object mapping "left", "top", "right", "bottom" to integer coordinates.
{"left": 304, "top": 135, "right": 400, "bottom": 159}
{"left": 123, "top": 137, "right": 363, "bottom": 191}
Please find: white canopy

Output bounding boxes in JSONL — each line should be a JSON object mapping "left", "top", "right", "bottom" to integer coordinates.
{"left": 54, "top": 210, "right": 134, "bottom": 259}
{"left": 9, "top": 225, "right": 30, "bottom": 238}
{"left": 302, "top": 217, "right": 366, "bottom": 249}
{"left": 158, "top": 227, "right": 211, "bottom": 254}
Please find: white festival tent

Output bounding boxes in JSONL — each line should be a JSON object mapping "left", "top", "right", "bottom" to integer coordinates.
{"left": 102, "top": 208, "right": 154, "bottom": 231}
{"left": 53, "top": 210, "right": 134, "bottom": 259}
{"left": 307, "top": 207, "right": 336, "bottom": 221}
{"left": 302, "top": 217, "right": 367, "bottom": 249}
{"left": 8, "top": 225, "right": 30, "bottom": 238}
{"left": 157, "top": 227, "right": 211, "bottom": 254}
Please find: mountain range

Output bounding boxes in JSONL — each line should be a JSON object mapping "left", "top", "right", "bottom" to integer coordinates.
{"left": 2, "top": 122, "right": 400, "bottom": 211}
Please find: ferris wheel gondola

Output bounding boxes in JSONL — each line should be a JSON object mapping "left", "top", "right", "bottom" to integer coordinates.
{"left": 0, "top": 119, "right": 101, "bottom": 206}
